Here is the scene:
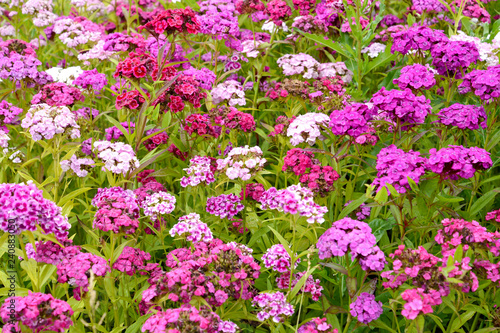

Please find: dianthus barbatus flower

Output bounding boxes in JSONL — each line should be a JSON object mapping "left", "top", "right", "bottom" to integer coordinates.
{"left": 57, "top": 252, "right": 110, "bottom": 300}
{"left": 393, "top": 64, "right": 436, "bottom": 90}
{"left": 113, "top": 246, "right": 157, "bottom": 276}
{"left": 436, "top": 103, "right": 487, "bottom": 130}
{"left": 138, "top": 8, "right": 201, "bottom": 36}
{"left": 277, "top": 53, "right": 320, "bottom": 79}
{"left": 287, "top": 113, "right": 330, "bottom": 146}
{"left": 180, "top": 156, "right": 217, "bottom": 187}
{"left": 259, "top": 184, "right": 328, "bottom": 223}
{"left": 427, "top": 146, "right": 492, "bottom": 180}
{"left": 206, "top": 193, "right": 244, "bottom": 219}
{"left": 0, "top": 182, "right": 70, "bottom": 240}
{"left": 431, "top": 40, "right": 479, "bottom": 79}
{"left": 298, "top": 317, "right": 338, "bottom": 333}
{"left": 252, "top": 292, "right": 294, "bottom": 323}
{"left": 142, "top": 191, "right": 176, "bottom": 220}
{"left": 350, "top": 292, "right": 383, "bottom": 324}
{"left": 262, "top": 244, "right": 298, "bottom": 273}
{"left": 317, "top": 217, "right": 386, "bottom": 271}
{"left": 216, "top": 145, "right": 266, "bottom": 181}
{"left": 329, "top": 102, "right": 376, "bottom": 138}
{"left": 371, "top": 145, "right": 427, "bottom": 194}
{"left": 141, "top": 305, "right": 220, "bottom": 333}
{"left": 391, "top": 25, "right": 448, "bottom": 55}
{"left": 91, "top": 187, "right": 140, "bottom": 234}
{"left": 170, "top": 212, "right": 213, "bottom": 243}
{"left": 93, "top": 140, "right": 140, "bottom": 175}
{"left": 370, "top": 87, "right": 431, "bottom": 129}
{"left": 0, "top": 292, "right": 74, "bottom": 333}
{"left": 21, "top": 103, "right": 81, "bottom": 141}
{"left": 458, "top": 65, "right": 500, "bottom": 102}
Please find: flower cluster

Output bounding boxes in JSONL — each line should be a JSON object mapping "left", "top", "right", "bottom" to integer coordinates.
{"left": 391, "top": 25, "right": 448, "bottom": 55}
{"left": 25, "top": 240, "right": 78, "bottom": 265}
{"left": 459, "top": 65, "right": 500, "bottom": 102}
{"left": 73, "top": 69, "right": 108, "bottom": 93}
{"left": 317, "top": 217, "right": 386, "bottom": 271}
{"left": 252, "top": 292, "right": 294, "bottom": 323}
{"left": 329, "top": 102, "right": 376, "bottom": 138}
{"left": 0, "top": 43, "right": 52, "bottom": 86}
{"left": 143, "top": 129, "right": 169, "bottom": 151}
{"left": 241, "top": 183, "right": 266, "bottom": 201}
{"left": 260, "top": 184, "right": 328, "bottom": 223}
{"left": 31, "top": 82, "right": 85, "bottom": 106}
{"left": 0, "top": 292, "right": 73, "bottom": 333}
{"left": 206, "top": 193, "right": 245, "bottom": 219}
{"left": 209, "top": 106, "right": 256, "bottom": 132}
{"left": 0, "top": 182, "right": 70, "bottom": 240}
{"left": 300, "top": 165, "right": 339, "bottom": 197}
{"left": 105, "top": 122, "right": 135, "bottom": 141}
{"left": 436, "top": 103, "right": 487, "bottom": 130}
{"left": 180, "top": 156, "right": 217, "bottom": 187}
{"left": 143, "top": 240, "right": 260, "bottom": 308}
{"left": 211, "top": 80, "right": 246, "bottom": 106}
{"left": 283, "top": 148, "right": 318, "bottom": 175}
{"left": 401, "top": 288, "right": 442, "bottom": 319}
{"left": 57, "top": 252, "right": 110, "bottom": 300}
{"left": 349, "top": 293, "right": 383, "bottom": 324}
{"left": 93, "top": 140, "right": 140, "bottom": 175}
{"left": 0, "top": 100, "right": 22, "bottom": 130}
{"left": 91, "top": 187, "right": 140, "bottom": 234}
{"left": 170, "top": 213, "right": 214, "bottom": 243}
{"left": 277, "top": 53, "right": 320, "bottom": 79}
{"left": 21, "top": 104, "right": 80, "bottom": 141}
{"left": 287, "top": 113, "right": 330, "bottom": 146}
{"left": 393, "top": 64, "right": 436, "bottom": 90}
{"left": 138, "top": 8, "right": 201, "bottom": 36}
{"left": 298, "top": 317, "right": 338, "bottom": 333}
{"left": 216, "top": 145, "right": 266, "bottom": 180}
{"left": 184, "top": 114, "right": 220, "bottom": 137}
{"left": 427, "top": 146, "right": 492, "bottom": 180}
{"left": 431, "top": 40, "right": 479, "bottom": 78}
{"left": 276, "top": 271, "right": 323, "bottom": 301}
{"left": 113, "top": 246, "right": 157, "bottom": 276}
{"left": 262, "top": 244, "right": 297, "bottom": 273}
{"left": 269, "top": 115, "right": 296, "bottom": 137}
{"left": 141, "top": 305, "right": 221, "bottom": 333}
{"left": 60, "top": 154, "right": 95, "bottom": 177}
{"left": 142, "top": 191, "right": 176, "bottom": 220}
{"left": 371, "top": 87, "right": 431, "bottom": 129}
{"left": 372, "top": 145, "right": 427, "bottom": 194}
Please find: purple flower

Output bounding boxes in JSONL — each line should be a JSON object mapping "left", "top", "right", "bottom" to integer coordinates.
{"left": 393, "top": 64, "right": 436, "bottom": 90}
{"left": 206, "top": 193, "right": 244, "bottom": 219}
{"left": 431, "top": 40, "right": 479, "bottom": 79}
{"left": 317, "top": 217, "right": 386, "bottom": 271}
{"left": 371, "top": 145, "right": 427, "bottom": 194}
{"left": 427, "top": 145, "right": 492, "bottom": 180}
{"left": 391, "top": 25, "right": 448, "bottom": 55}
{"left": 350, "top": 293, "right": 383, "bottom": 324}
{"left": 436, "top": 103, "right": 487, "bottom": 130}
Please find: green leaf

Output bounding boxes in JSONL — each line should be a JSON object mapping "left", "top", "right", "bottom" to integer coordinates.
{"left": 338, "top": 195, "right": 367, "bottom": 219}
{"left": 289, "top": 265, "right": 317, "bottom": 300}
{"left": 319, "top": 262, "right": 348, "bottom": 275}
{"left": 437, "top": 193, "right": 464, "bottom": 203}
{"left": 450, "top": 310, "right": 476, "bottom": 332}
{"left": 58, "top": 187, "right": 91, "bottom": 206}
{"left": 469, "top": 188, "right": 498, "bottom": 217}
{"left": 300, "top": 32, "right": 351, "bottom": 58}
{"left": 368, "top": 218, "right": 396, "bottom": 242}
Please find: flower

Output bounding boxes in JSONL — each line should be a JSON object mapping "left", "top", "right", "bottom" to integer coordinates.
{"left": 393, "top": 64, "right": 436, "bottom": 90}
{"left": 371, "top": 145, "right": 427, "bottom": 194}
{"left": 298, "top": 317, "right": 338, "bottom": 333}
{"left": 317, "top": 217, "right": 386, "bottom": 271}
{"left": 91, "top": 187, "right": 140, "bottom": 234}
{"left": 262, "top": 244, "right": 298, "bottom": 273}
{"left": 216, "top": 145, "right": 266, "bottom": 181}
{"left": 277, "top": 53, "right": 320, "bottom": 79}
{"left": 260, "top": 184, "right": 328, "bottom": 224}
{"left": 21, "top": 104, "right": 80, "bottom": 141}
{"left": 0, "top": 182, "right": 70, "bottom": 240}
{"left": 142, "top": 191, "right": 176, "bottom": 220}
{"left": 349, "top": 293, "right": 383, "bottom": 324}
{"left": 206, "top": 194, "right": 244, "bottom": 219}
{"left": 436, "top": 104, "right": 487, "bottom": 130}
{"left": 181, "top": 156, "right": 217, "bottom": 187}
{"left": 431, "top": 40, "right": 479, "bottom": 78}
{"left": 93, "top": 140, "right": 140, "bottom": 175}
{"left": 0, "top": 292, "right": 73, "bottom": 332}
{"left": 211, "top": 80, "right": 246, "bottom": 106}
{"left": 427, "top": 146, "right": 492, "bottom": 180}
{"left": 170, "top": 213, "right": 213, "bottom": 243}
{"left": 287, "top": 113, "right": 330, "bottom": 146}
{"left": 252, "top": 292, "right": 294, "bottom": 323}
{"left": 138, "top": 8, "right": 201, "bottom": 36}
